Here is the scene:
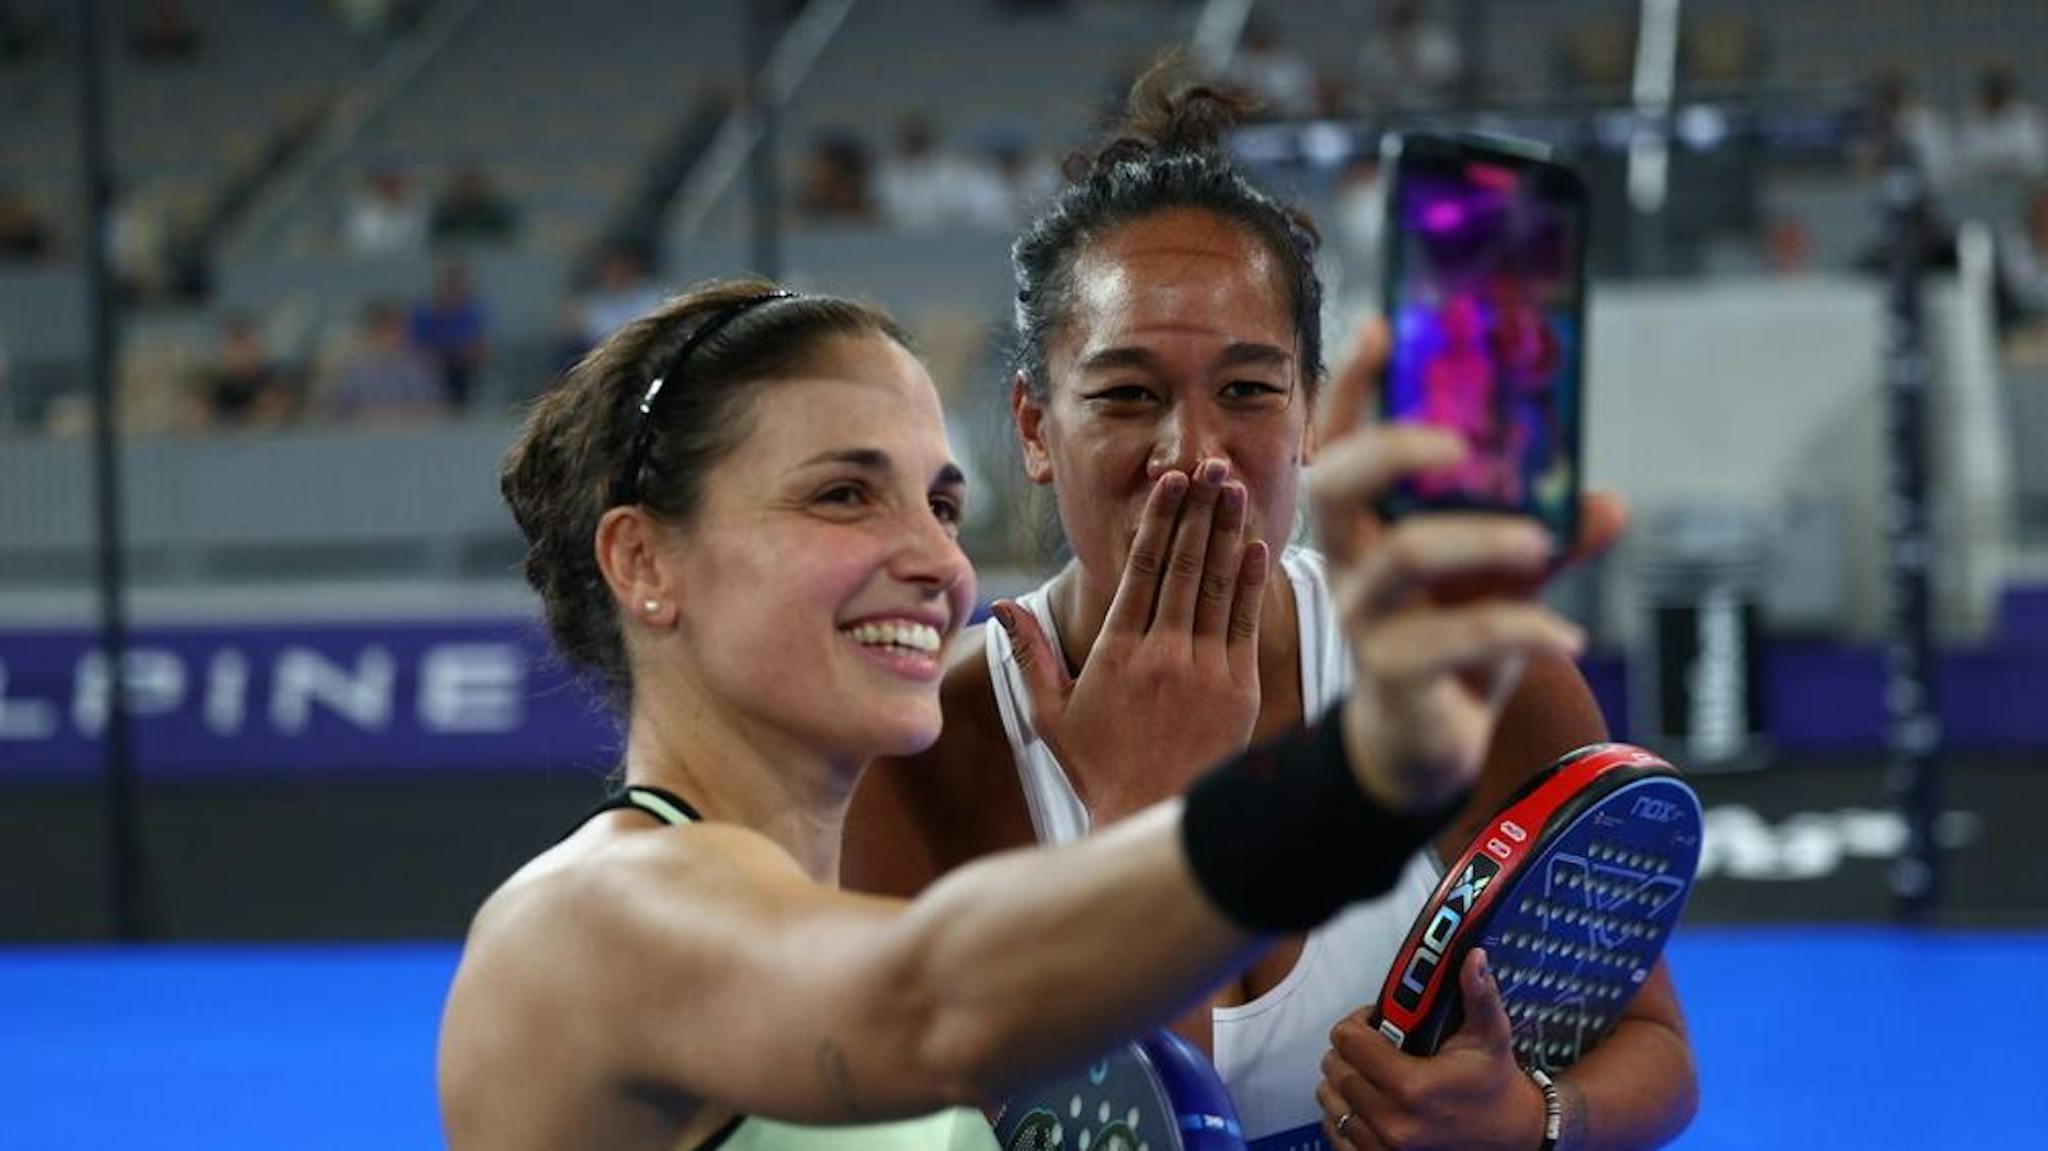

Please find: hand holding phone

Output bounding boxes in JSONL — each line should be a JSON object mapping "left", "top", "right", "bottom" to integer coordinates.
{"left": 1378, "top": 131, "right": 1590, "bottom": 548}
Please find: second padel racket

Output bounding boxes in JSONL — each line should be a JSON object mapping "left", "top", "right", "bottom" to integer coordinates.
{"left": 994, "top": 1030, "right": 1245, "bottom": 1151}
{"left": 1370, "top": 742, "right": 1702, "bottom": 1069}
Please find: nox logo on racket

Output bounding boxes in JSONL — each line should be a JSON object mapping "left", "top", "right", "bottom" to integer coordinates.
{"left": 1631, "top": 796, "right": 1685, "bottom": 823}
{"left": 1392, "top": 856, "right": 1500, "bottom": 1013}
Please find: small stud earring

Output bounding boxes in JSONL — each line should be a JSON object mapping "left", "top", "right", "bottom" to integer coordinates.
{"left": 642, "top": 599, "right": 661, "bottom": 615}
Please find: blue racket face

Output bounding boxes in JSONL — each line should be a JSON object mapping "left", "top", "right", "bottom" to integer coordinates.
{"left": 1478, "top": 775, "right": 1702, "bottom": 1068}
{"left": 994, "top": 1047, "right": 1175, "bottom": 1151}
{"left": 993, "top": 1033, "right": 1245, "bottom": 1151}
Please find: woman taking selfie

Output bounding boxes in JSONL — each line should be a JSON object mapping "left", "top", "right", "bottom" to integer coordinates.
{"left": 436, "top": 278, "right": 1585, "bottom": 1149}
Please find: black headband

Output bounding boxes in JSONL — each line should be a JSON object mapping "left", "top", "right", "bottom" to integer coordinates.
{"left": 609, "top": 290, "right": 798, "bottom": 508}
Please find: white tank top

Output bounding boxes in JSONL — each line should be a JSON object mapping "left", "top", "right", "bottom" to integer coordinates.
{"left": 985, "top": 548, "right": 1443, "bottom": 1148}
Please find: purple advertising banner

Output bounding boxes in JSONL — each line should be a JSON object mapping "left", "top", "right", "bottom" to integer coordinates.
{"left": 0, "top": 618, "right": 619, "bottom": 778}
{"left": 7, "top": 612, "right": 2048, "bottom": 780}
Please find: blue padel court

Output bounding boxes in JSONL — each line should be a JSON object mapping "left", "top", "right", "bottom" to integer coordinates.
{"left": 4, "top": 926, "right": 2041, "bottom": 1150}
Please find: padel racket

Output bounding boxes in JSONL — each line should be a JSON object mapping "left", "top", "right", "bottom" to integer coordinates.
{"left": 994, "top": 1030, "right": 1245, "bottom": 1151}
{"left": 1370, "top": 742, "right": 1701, "bottom": 1069}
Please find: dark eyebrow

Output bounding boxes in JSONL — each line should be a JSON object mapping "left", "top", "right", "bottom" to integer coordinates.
{"left": 1077, "top": 346, "right": 1160, "bottom": 374}
{"left": 799, "top": 448, "right": 965, "bottom": 489}
{"left": 1077, "top": 342, "right": 1294, "bottom": 375}
{"left": 1215, "top": 342, "right": 1295, "bottom": 371}
{"left": 800, "top": 448, "right": 892, "bottom": 471}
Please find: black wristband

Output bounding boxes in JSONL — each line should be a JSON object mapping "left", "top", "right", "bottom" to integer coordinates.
{"left": 1180, "top": 704, "right": 1467, "bottom": 934}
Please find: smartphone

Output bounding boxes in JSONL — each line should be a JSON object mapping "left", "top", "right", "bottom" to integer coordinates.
{"left": 1377, "top": 130, "right": 1589, "bottom": 547}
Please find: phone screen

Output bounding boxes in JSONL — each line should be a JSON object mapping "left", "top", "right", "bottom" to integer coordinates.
{"left": 1380, "top": 135, "right": 1587, "bottom": 544}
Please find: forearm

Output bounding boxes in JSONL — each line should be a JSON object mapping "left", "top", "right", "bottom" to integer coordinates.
{"left": 1086, "top": 769, "right": 1198, "bottom": 826}
{"left": 900, "top": 801, "right": 1260, "bottom": 1098}
{"left": 1553, "top": 1009, "right": 1698, "bottom": 1150}
{"left": 545, "top": 821, "right": 1246, "bottom": 1125}
{"left": 625, "top": 715, "right": 1455, "bottom": 1122}
{"left": 905, "top": 710, "right": 1460, "bottom": 1098}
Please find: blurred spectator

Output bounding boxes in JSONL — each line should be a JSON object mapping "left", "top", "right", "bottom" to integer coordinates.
{"left": 1331, "top": 154, "right": 1384, "bottom": 271}
{"left": 1764, "top": 217, "right": 1816, "bottom": 278}
{"left": 0, "top": 188, "right": 53, "bottom": 262}
{"left": 1359, "top": 0, "right": 1464, "bottom": 112}
{"left": 1555, "top": 15, "right": 1633, "bottom": 102}
{"left": 322, "top": 300, "right": 446, "bottom": 426}
{"left": 1959, "top": 66, "right": 2047, "bottom": 183}
{"left": 107, "top": 181, "right": 171, "bottom": 300}
{"left": 798, "top": 130, "right": 878, "bottom": 223}
{"left": 873, "top": 117, "right": 1053, "bottom": 232}
{"left": 344, "top": 167, "right": 429, "bottom": 255}
{"left": 189, "top": 315, "right": 293, "bottom": 430}
{"left": 574, "top": 245, "right": 666, "bottom": 351}
{"left": 958, "top": 132, "right": 1058, "bottom": 231}
{"left": 430, "top": 165, "right": 522, "bottom": 247}
{"left": 130, "top": 0, "right": 199, "bottom": 62}
{"left": 1682, "top": 14, "right": 1762, "bottom": 93}
{"left": 411, "top": 263, "right": 490, "bottom": 409}
{"left": 1227, "top": 17, "right": 1315, "bottom": 120}
{"left": 1855, "top": 196, "right": 1957, "bottom": 278}
{"left": 1857, "top": 70, "right": 1952, "bottom": 188}
{"left": 876, "top": 115, "right": 964, "bottom": 231}
{"left": 1310, "top": 68, "right": 1352, "bottom": 120}
{"left": 1998, "top": 187, "right": 2048, "bottom": 323}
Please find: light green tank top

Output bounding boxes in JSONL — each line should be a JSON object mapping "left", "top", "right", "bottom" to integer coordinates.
{"left": 707, "top": 1107, "right": 998, "bottom": 1150}
{"left": 589, "top": 786, "right": 1000, "bottom": 1151}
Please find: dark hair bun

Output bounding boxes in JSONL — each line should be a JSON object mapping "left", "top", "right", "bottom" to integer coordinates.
{"left": 1070, "top": 52, "right": 1261, "bottom": 180}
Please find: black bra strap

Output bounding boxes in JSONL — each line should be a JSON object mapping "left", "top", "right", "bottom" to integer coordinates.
{"left": 571, "top": 784, "right": 706, "bottom": 834}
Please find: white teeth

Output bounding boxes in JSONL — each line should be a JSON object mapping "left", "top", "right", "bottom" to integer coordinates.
{"left": 843, "top": 620, "right": 942, "bottom": 654}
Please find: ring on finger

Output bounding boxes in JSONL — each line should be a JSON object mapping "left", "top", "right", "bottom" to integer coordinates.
{"left": 1336, "top": 1111, "right": 1356, "bottom": 1138}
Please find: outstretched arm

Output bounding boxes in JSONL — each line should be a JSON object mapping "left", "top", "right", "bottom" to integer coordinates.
{"left": 444, "top": 800, "right": 1258, "bottom": 1128}
{"left": 446, "top": 391, "right": 1586, "bottom": 1137}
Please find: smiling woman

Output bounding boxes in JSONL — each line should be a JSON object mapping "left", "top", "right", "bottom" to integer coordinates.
{"left": 437, "top": 275, "right": 1591, "bottom": 1151}
{"left": 841, "top": 57, "right": 1691, "bottom": 1151}
{"left": 594, "top": 327, "right": 975, "bottom": 766}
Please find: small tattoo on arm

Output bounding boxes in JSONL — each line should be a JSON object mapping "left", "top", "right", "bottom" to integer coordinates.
{"left": 817, "top": 1039, "right": 866, "bottom": 1121}
{"left": 1559, "top": 1075, "right": 1592, "bottom": 1150}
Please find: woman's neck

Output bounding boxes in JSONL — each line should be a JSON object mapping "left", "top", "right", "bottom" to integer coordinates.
{"left": 621, "top": 668, "right": 860, "bottom": 886}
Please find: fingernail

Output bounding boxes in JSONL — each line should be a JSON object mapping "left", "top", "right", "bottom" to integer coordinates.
{"left": 1159, "top": 472, "right": 1189, "bottom": 500}
{"left": 1198, "top": 459, "right": 1227, "bottom": 485}
{"left": 1221, "top": 483, "right": 1245, "bottom": 511}
{"left": 1474, "top": 949, "right": 1488, "bottom": 980}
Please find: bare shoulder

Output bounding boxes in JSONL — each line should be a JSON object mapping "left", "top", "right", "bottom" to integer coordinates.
{"left": 472, "top": 815, "right": 818, "bottom": 967}
{"left": 446, "top": 821, "right": 800, "bottom": 1064}
{"left": 439, "top": 820, "right": 821, "bottom": 1141}
{"left": 843, "top": 626, "right": 1038, "bottom": 897}
{"left": 1438, "top": 650, "right": 1610, "bottom": 857}
{"left": 1492, "top": 648, "right": 1610, "bottom": 772}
